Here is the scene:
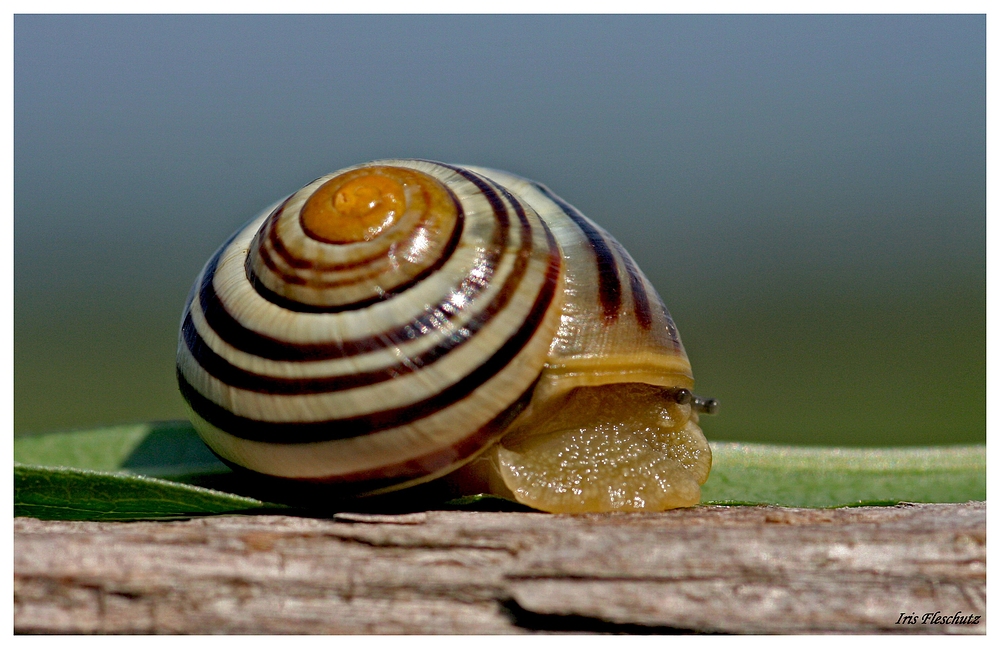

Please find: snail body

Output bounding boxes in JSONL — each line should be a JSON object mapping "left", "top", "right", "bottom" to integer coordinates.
{"left": 177, "top": 159, "right": 713, "bottom": 513}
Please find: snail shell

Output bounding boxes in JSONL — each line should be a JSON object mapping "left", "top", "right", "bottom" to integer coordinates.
{"left": 177, "top": 159, "right": 713, "bottom": 513}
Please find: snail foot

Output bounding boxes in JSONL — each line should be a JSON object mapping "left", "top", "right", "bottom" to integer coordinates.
{"left": 493, "top": 383, "right": 712, "bottom": 514}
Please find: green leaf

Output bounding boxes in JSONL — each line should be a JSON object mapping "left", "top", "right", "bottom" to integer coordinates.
{"left": 701, "top": 442, "right": 986, "bottom": 507}
{"left": 14, "top": 463, "right": 285, "bottom": 521}
{"left": 13, "top": 420, "right": 230, "bottom": 480}
{"left": 13, "top": 421, "right": 986, "bottom": 520}
{"left": 13, "top": 423, "right": 150, "bottom": 472}
{"left": 14, "top": 421, "right": 287, "bottom": 520}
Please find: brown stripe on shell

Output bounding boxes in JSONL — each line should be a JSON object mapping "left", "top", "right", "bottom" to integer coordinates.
{"left": 220, "top": 376, "right": 541, "bottom": 495}
{"left": 262, "top": 211, "right": 411, "bottom": 275}
{"left": 432, "top": 162, "right": 518, "bottom": 230}
{"left": 178, "top": 223, "right": 561, "bottom": 443}
{"left": 256, "top": 200, "right": 309, "bottom": 269}
{"left": 182, "top": 187, "right": 544, "bottom": 395}
{"left": 259, "top": 247, "right": 440, "bottom": 290}
{"left": 530, "top": 182, "right": 622, "bottom": 322}
{"left": 261, "top": 176, "right": 460, "bottom": 274}
{"left": 200, "top": 174, "right": 509, "bottom": 357}
{"left": 654, "top": 292, "right": 683, "bottom": 350}
{"left": 246, "top": 186, "right": 466, "bottom": 312}
{"left": 255, "top": 223, "right": 309, "bottom": 284}
{"left": 609, "top": 239, "right": 653, "bottom": 330}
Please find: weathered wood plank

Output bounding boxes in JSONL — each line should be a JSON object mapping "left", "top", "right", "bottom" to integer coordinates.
{"left": 14, "top": 502, "right": 985, "bottom": 634}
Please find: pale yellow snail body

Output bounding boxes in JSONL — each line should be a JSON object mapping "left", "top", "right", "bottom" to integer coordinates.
{"left": 177, "top": 160, "right": 714, "bottom": 513}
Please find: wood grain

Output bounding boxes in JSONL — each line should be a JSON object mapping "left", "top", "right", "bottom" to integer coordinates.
{"left": 14, "top": 502, "right": 985, "bottom": 634}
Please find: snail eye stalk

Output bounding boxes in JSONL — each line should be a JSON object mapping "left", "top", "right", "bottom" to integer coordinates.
{"left": 661, "top": 388, "right": 718, "bottom": 413}
{"left": 692, "top": 396, "right": 719, "bottom": 415}
{"left": 666, "top": 387, "right": 692, "bottom": 405}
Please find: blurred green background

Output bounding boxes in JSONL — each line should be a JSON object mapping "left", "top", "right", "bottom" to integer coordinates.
{"left": 14, "top": 15, "right": 984, "bottom": 447}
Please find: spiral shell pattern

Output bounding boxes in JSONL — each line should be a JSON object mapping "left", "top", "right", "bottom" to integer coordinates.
{"left": 178, "top": 159, "right": 697, "bottom": 498}
{"left": 178, "top": 160, "right": 565, "bottom": 494}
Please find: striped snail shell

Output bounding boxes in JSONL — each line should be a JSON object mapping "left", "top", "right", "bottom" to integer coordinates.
{"left": 177, "top": 159, "right": 715, "bottom": 513}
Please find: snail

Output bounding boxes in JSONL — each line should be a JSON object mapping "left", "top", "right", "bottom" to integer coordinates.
{"left": 177, "top": 159, "right": 717, "bottom": 514}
